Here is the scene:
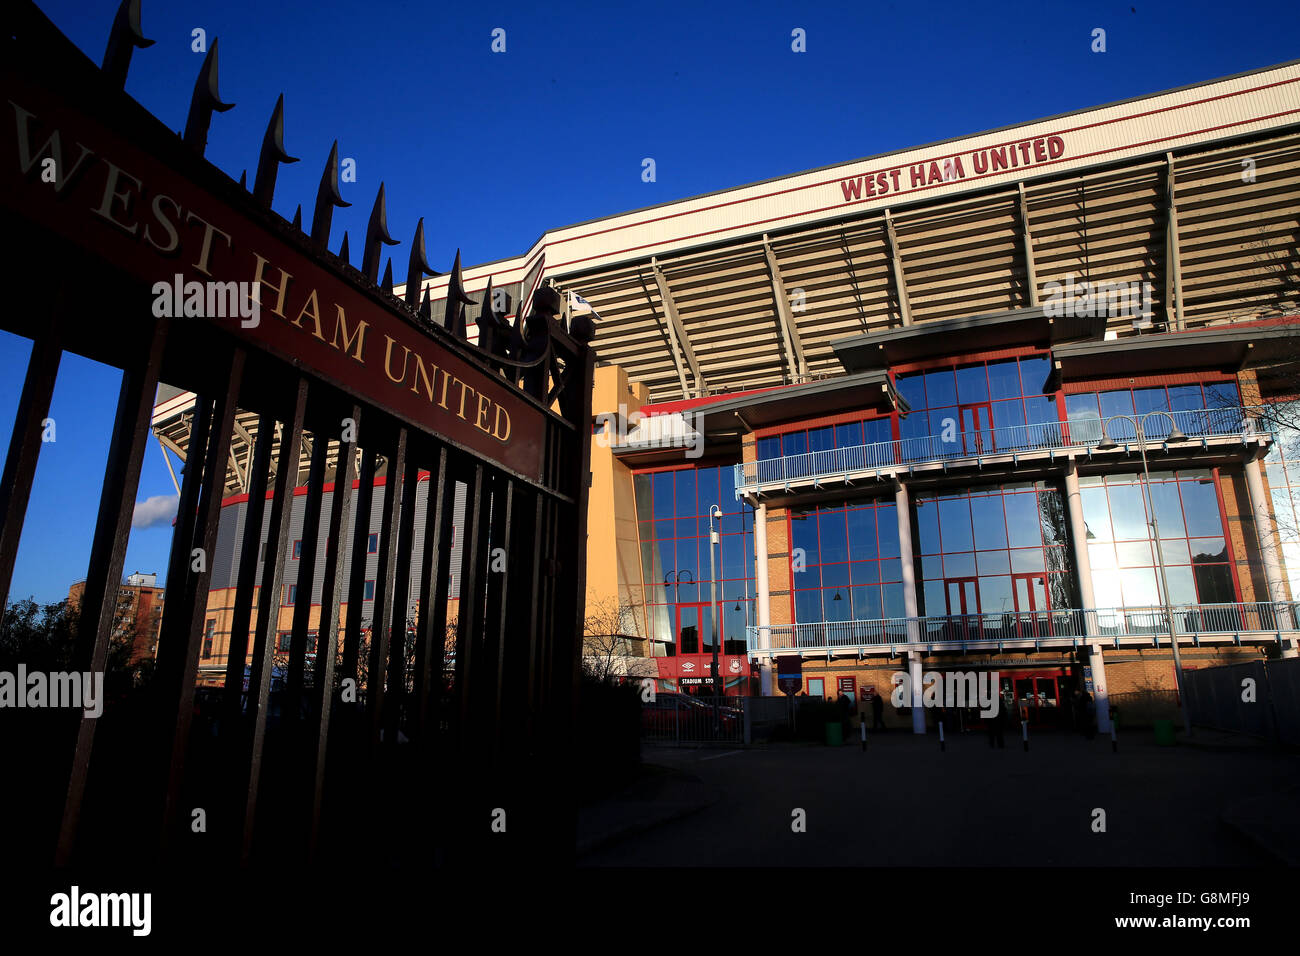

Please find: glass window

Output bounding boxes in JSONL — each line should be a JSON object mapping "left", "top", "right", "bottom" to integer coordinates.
{"left": 1002, "top": 493, "right": 1042, "bottom": 549}
{"left": 791, "top": 512, "right": 819, "bottom": 566}
{"left": 877, "top": 505, "right": 901, "bottom": 558}
{"left": 1107, "top": 485, "right": 1149, "bottom": 540}
{"left": 1189, "top": 537, "right": 1228, "bottom": 563}
{"left": 1162, "top": 566, "right": 1198, "bottom": 605}
{"left": 846, "top": 508, "right": 877, "bottom": 561}
{"left": 674, "top": 469, "right": 696, "bottom": 516}
{"left": 1193, "top": 564, "right": 1235, "bottom": 604}
{"left": 1080, "top": 486, "right": 1113, "bottom": 542}
{"left": 937, "top": 497, "right": 974, "bottom": 552}
{"left": 971, "top": 496, "right": 1008, "bottom": 550}
{"left": 955, "top": 364, "right": 990, "bottom": 404}
{"left": 916, "top": 500, "right": 941, "bottom": 554}
{"left": 864, "top": 418, "right": 893, "bottom": 445}
{"left": 1010, "top": 548, "right": 1046, "bottom": 572}
{"left": 367, "top": 532, "right": 379, "bottom": 554}
{"left": 363, "top": 580, "right": 375, "bottom": 601}
{"left": 1099, "top": 391, "right": 1137, "bottom": 439}
{"left": 809, "top": 426, "right": 835, "bottom": 452}
{"left": 979, "top": 576, "right": 1014, "bottom": 614}
{"left": 925, "top": 368, "right": 958, "bottom": 408}
{"left": 757, "top": 435, "right": 781, "bottom": 460}
{"left": 783, "top": 431, "right": 808, "bottom": 457}
{"left": 818, "top": 510, "right": 849, "bottom": 563}
{"left": 1018, "top": 356, "right": 1051, "bottom": 395}
{"left": 1180, "top": 479, "right": 1224, "bottom": 537}
{"left": 987, "top": 360, "right": 1023, "bottom": 401}
{"left": 991, "top": 400, "right": 1026, "bottom": 432}
{"left": 852, "top": 586, "right": 882, "bottom": 620}
{"left": 896, "top": 374, "right": 926, "bottom": 412}
{"left": 696, "top": 467, "right": 721, "bottom": 517}
{"left": 1147, "top": 482, "right": 1186, "bottom": 538}
{"left": 653, "top": 471, "right": 675, "bottom": 519}
{"left": 835, "top": 422, "right": 863, "bottom": 448}
{"left": 1065, "top": 393, "right": 1100, "bottom": 423}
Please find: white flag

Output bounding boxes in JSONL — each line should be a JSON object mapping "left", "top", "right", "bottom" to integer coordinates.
{"left": 567, "top": 290, "right": 601, "bottom": 320}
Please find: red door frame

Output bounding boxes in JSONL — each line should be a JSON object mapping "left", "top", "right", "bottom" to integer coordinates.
{"left": 958, "top": 402, "right": 993, "bottom": 454}
{"left": 1012, "top": 572, "right": 1051, "bottom": 638}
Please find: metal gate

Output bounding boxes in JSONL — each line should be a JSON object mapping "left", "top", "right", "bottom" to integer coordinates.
{"left": 0, "top": 1, "right": 592, "bottom": 868}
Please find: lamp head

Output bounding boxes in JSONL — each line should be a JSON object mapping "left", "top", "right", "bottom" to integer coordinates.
{"left": 1167, "top": 426, "right": 1188, "bottom": 443}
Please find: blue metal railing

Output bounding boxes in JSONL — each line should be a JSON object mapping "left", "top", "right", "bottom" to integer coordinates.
{"left": 746, "top": 601, "right": 1300, "bottom": 652}
{"left": 735, "top": 405, "right": 1260, "bottom": 491}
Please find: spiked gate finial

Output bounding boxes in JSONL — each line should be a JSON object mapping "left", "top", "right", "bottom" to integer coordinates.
{"left": 477, "top": 276, "right": 512, "bottom": 362}
{"left": 442, "top": 249, "right": 477, "bottom": 340}
{"left": 362, "top": 183, "right": 400, "bottom": 284}
{"left": 419, "top": 287, "right": 433, "bottom": 322}
{"left": 291, "top": 204, "right": 302, "bottom": 231}
{"left": 238, "top": 169, "right": 247, "bottom": 189}
{"left": 310, "top": 141, "right": 351, "bottom": 248}
{"left": 404, "top": 218, "right": 442, "bottom": 309}
{"left": 102, "top": 0, "right": 154, "bottom": 88}
{"left": 253, "top": 94, "right": 299, "bottom": 207}
{"left": 338, "top": 230, "right": 351, "bottom": 266}
{"left": 381, "top": 258, "right": 394, "bottom": 293}
{"left": 183, "top": 38, "right": 235, "bottom": 154}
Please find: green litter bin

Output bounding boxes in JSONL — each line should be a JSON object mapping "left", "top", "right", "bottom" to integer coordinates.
{"left": 825, "top": 721, "right": 843, "bottom": 747}
{"left": 1153, "top": 719, "right": 1176, "bottom": 746}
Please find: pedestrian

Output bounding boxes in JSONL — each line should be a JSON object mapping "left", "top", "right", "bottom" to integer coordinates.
{"left": 1084, "top": 691, "right": 1097, "bottom": 740}
{"left": 837, "top": 693, "right": 852, "bottom": 737}
{"left": 986, "top": 695, "right": 1006, "bottom": 748}
{"left": 871, "top": 690, "right": 885, "bottom": 730}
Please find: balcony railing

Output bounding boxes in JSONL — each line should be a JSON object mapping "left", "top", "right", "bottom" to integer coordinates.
{"left": 735, "top": 405, "right": 1261, "bottom": 491}
{"left": 746, "top": 601, "right": 1300, "bottom": 652}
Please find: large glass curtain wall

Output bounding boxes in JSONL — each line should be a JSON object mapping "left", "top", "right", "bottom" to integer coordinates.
{"left": 633, "top": 465, "right": 754, "bottom": 657}
{"left": 1078, "top": 470, "right": 1236, "bottom": 608}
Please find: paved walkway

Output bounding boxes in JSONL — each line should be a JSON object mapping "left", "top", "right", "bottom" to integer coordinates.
{"left": 579, "top": 731, "right": 1300, "bottom": 866}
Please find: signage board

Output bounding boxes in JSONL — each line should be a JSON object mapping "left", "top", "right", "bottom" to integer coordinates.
{"left": 777, "top": 656, "right": 803, "bottom": 695}
{"left": 0, "top": 62, "right": 547, "bottom": 481}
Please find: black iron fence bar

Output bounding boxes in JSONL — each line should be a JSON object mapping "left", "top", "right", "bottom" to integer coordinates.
{"left": 156, "top": 346, "right": 246, "bottom": 856}
{"left": 285, "top": 423, "right": 330, "bottom": 724}
{"left": 221, "top": 409, "right": 275, "bottom": 727}
{"left": 366, "top": 427, "right": 407, "bottom": 750}
{"left": 414, "top": 447, "right": 455, "bottom": 747}
{"left": 0, "top": 324, "right": 62, "bottom": 603}
{"left": 456, "top": 463, "right": 490, "bottom": 753}
{"left": 383, "top": 447, "right": 421, "bottom": 746}
{"left": 307, "top": 410, "right": 360, "bottom": 862}
{"left": 341, "top": 450, "right": 378, "bottom": 689}
{"left": 56, "top": 321, "right": 168, "bottom": 867}
{"left": 483, "top": 475, "right": 514, "bottom": 761}
{"left": 239, "top": 376, "right": 307, "bottom": 863}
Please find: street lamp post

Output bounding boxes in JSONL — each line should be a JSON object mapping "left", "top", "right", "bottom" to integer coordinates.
{"left": 1096, "top": 410, "right": 1193, "bottom": 738}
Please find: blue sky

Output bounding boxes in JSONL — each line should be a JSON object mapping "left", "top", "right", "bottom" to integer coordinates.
{"left": 3, "top": 0, "right": 1296, "bottom": 604}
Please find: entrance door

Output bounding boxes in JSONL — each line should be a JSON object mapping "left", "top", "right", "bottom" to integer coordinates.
{"left": 1006, "top": 672, "right": 1064, "bottom": 728}
{"left": 1012, "top": 573, "right": 1050, "bottom": 638}
{"left": 945, "top": 577, "right": 980, "bottom": 640}
{"left": 675, "top": 602, "right": 726, "bottom": 693}
{"left": 959, "top": 402, "right": 993, "bottom": 455}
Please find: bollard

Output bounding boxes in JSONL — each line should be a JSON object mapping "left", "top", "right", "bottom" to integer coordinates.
{"left": 939, "top": 721, "right": 945, "bottom": 752}
{"left": 861, "top": 717, "right": 867, "bottom": 752}
{"left": 1021, "top": 720, "right": 1029, "bottom": 752}
{"left": 1111, "top": 724, "right": 1118, "bottom": 753}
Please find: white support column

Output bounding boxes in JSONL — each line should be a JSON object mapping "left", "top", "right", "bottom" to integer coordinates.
{"left": 1064, "top": 459, "right": 1098, "bottom": 627}
{"left": 753, "top": 499, "right": 774, "bottom": 693}
{"left": 1244, "top": 455, "right": 1297, "bottom": 657}
{"left": 1088, "top": 643, "right": 1112, "bottom": 734}
{"left": 908, "top": 650, "right": 925, "bottom": 735}
{"left": 895, "top": 480, "right": 925, "bottom": 733}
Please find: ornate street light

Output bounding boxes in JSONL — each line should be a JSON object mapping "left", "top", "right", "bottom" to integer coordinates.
{"left": 1095, "top": 409, "right": 1192, "bottom": 738}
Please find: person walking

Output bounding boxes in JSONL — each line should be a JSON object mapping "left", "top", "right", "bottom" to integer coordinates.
{"left": 870, "top": 690, "right": 885, "bottom": 730}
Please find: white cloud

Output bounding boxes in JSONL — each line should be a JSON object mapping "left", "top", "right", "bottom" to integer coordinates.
{"left": 132, "top": 494, "right": 179, "bottom": 530}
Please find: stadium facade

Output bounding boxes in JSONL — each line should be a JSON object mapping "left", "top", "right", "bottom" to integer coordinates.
{"left": 153, "top": 61, "right": 1300, "bottom": 729}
